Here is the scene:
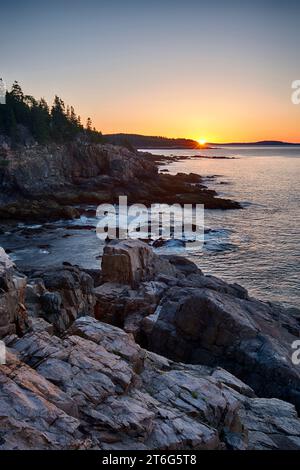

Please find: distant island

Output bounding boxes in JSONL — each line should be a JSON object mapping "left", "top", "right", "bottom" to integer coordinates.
{"left": 215, "top": 140, "right": 300, "bottom": 146}
{"left": 105, "top": 133, "right": 300, "bottom": 149}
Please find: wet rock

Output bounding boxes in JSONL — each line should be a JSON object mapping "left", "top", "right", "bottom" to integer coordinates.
{"left": 0, "top": 200, "right": 80, "bottom": 222}
{"left": 98, "top": 241, "right": 249, "bottom": 337}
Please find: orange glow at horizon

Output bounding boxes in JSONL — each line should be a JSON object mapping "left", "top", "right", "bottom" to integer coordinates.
{"left": 57, "top": 69, "right": 300, "bottom": 145}
{"left": 87, "top": 90, "right": 300, "bottom": 144}
{"left": 3, "top": 2, "right": 300, "bottom": 145}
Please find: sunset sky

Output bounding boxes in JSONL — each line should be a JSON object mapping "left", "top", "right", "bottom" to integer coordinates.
{"left": 1, "top": 0, "right": 300, "bottom": 143}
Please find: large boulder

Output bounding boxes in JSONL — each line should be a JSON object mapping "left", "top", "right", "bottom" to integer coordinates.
{"left": 94, "top": 240, "right": 177, "bottom": 330}
{"left": 0, "top": 247, "right": 29, "bottom": 338}
{"left": 101, "top": 240, "right": 177, "bottom": 287}
{"left": 144, "top": 285, "right": 300, "bottom": 411}
{"left": 98, "top": 240, "right": 300, "bottom": 413}
{"left": 101, "top": 240, "right": 155, "bottom": 286}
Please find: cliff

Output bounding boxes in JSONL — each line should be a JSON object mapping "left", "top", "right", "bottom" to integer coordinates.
{"left": 0, "top": 143, "right": 240, "bottom": 221}
{"left": 0, "top": 143, "right": 156, "bottom": 220}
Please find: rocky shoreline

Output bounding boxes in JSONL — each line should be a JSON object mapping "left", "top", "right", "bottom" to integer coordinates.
{"left": 0, "top": 143, "right": 241, "bottom": 223}
{"left": 1, "top": 142, "right": 299, "bottom": 451}
{"left": 1, "top": 240, "right": 300, "bottom": 450}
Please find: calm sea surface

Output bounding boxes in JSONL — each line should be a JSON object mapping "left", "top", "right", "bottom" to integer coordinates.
{"left": 144, "top": 146, "right": 300, "bottom": 308}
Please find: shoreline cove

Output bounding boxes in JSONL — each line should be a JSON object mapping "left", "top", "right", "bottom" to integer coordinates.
{"left": 0, "top": 143, "right": 299, "bottom": 451}
{"left": 1, "top": 144, "right": 299, "bottom": 308}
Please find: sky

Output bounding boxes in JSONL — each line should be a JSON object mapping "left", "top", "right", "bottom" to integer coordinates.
{"left": 1, "top": 0, "right": 300, "bottom": 142}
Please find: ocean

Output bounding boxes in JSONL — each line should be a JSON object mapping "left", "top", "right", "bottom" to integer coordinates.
{"left": 145, "top": 146, "right": 300, "bottom": 308}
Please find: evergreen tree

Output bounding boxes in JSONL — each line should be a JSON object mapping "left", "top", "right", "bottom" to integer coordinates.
{"left": 0, "top": 81, "right": 103, "bottom": 145}
{"left": 31, "top": 98, "right": 51, "bottom": 143}
{"left": 51, "top": 95, "right": 68, "bottom": 141}
{"left": 66, "top": 105, "right": 71, "bottom": 120}
{"left": 70, "top": 106, "right": 77, "bottom": 126}
{"left": 8, "top": 82, "right": 30, "bottom": 129}
{"left": 86, "top": 117, "right": 92, "bottom": 131}
{"left": 11, "top": 81, "right": 24, "bottom": 102}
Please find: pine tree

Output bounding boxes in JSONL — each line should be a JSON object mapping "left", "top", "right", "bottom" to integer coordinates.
{"left": 8, "top": 82, "right": 30, "bottom": 128}
{"left": 0, "top": 81, "right": 103, "bottom": 145}
{"left": 51, "top": 96, "right": 68, "bottom": 141}
{"left": 11, "top": 81, "right": 24, "bottom": 102}
{"left": 31, "top": 98, "right": 51, "bottom": 143}
{"left": 70, "top": 106, "right": 77, "bottom": 126}
{"left": 86, "top": 117, "right": 92, "bottom": 131}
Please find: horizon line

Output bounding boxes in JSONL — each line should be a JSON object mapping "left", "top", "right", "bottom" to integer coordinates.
{"left": 103, "top": 133, "right": 300, "bottom": 146}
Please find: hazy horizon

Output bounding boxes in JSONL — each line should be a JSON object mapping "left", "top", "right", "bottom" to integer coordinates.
{"left": 104, "top": 132, "right": 300, "bottom": 145}
{"left": 2, "top": 0, "right": 300, "bottom": 143}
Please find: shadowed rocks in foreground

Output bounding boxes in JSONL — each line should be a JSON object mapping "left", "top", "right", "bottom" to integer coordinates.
{"left": 98, "top": 240, "right": 300, "bottom": 412}
{"left": 1, "top": 242, "right": 300, "bottom": 450}
{"left": 3, "top": 317, "right": 300, "bottom": 450}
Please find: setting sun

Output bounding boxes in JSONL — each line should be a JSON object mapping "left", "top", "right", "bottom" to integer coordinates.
{"left": 198, "top": 138, "right": 207, "bottom": 146}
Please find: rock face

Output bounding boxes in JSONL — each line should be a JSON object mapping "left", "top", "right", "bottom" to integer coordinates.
{"left": 100, "top": 241, "right": 300, "bottom": 412}
{"left": 1, "top": 243, "right": 300, "bottom": 450}
{"left": 94, "top": 241, "right": 177, "bottom": 330}
{"left": 101, "top": 240, "right": 176, "bottom": 287}
{"left": 0, "top": 144, "right": 153, "bottom": 200}
{"left": 145, "top": 286, "right": 300, "bottom": 411}
{"left": 102, "top": 240, "right": 156, "bottom": 286}
{"left": 0, "top": 247, "right": 29, "bottom": 338}
{"left": 2, "top": 317, "right": 300, "bottom": 450}
{"left": 25, "top": 265, "right": 95, "bottom": 333}
{"left": 0, "top": 142, "right": 240, "bottom": 221}
{"left": 0, "top": 351, "right": 84, "bottom": 450}
{"left": 0, "top": 143, "right": 156, "bottom": 220}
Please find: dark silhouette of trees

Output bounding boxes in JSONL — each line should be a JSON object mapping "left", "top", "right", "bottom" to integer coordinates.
{"left": 84, "top": 116, "right": 103, "bottom": 143}
{"left": 86, "top": 117, "right": 92, "bottom": 131}
{"left": 31, "top": 98, "right": 51, "bottom": 143}
{"left": 0, "top": 81, "right": 104, "bottom": 146}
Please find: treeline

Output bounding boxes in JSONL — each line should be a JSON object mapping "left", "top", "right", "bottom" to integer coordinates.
{"left": 0, "top": 81, "right": 104, "bottom": 146}
{"left": 105, "top": 133, "right": 199, "bottom": 149}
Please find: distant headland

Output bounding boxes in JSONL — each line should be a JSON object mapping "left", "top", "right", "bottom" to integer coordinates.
{"left": 105, "top": 133, "right": 300, "bottom": 149}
